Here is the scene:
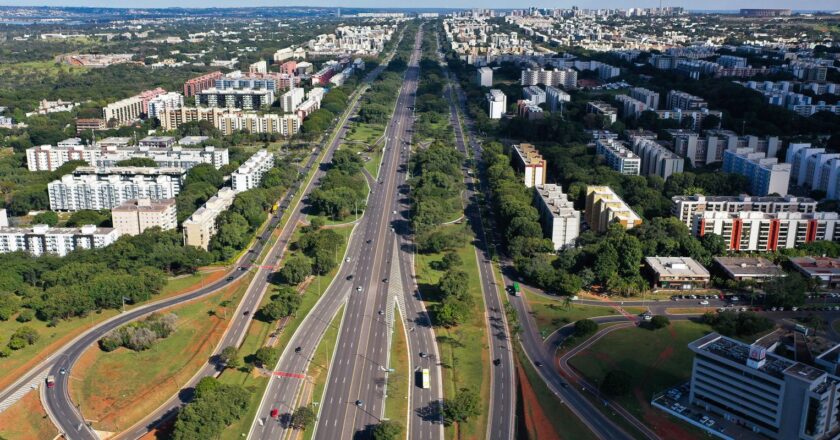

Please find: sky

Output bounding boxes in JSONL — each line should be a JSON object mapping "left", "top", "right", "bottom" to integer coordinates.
{"left": 0, "top": 0, "right": 837, "bottom": 11}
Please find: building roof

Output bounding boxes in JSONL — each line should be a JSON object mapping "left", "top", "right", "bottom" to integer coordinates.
{"left": 0, "top": 224, "right": 115, "bottom": 235}
{"left": 512, "top": 143, "right": 545, "bottom": 166}
{"left": 713, "top": 257, "right": 785, "bottom": 278}
{"left": 790, "top": 256, "right": 840, "bottom": 277}
{"left": 645, "top": 256, "right": 710, "bottom": 277}
{"left": 112, "top": 198, "right": 176, "bottom": 213}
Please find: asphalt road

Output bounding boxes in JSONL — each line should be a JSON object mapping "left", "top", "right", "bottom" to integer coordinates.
{"left": 246, "top": 30, "right": 426, "bottom": 440}
{"left": 33, "top": 48, "right": 386, "bottom": 440}
{"left": 441, "top": 57, "right": 515, "bottom": 440}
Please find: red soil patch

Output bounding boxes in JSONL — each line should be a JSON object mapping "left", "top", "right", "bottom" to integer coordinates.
{"left": 517, "top": 360, "right": 561, "bottom": 440}
{"left": 0, "top": 388, "right": 58, "bottom": 440}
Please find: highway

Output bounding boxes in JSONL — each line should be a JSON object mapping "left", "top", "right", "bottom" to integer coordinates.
{"left": 441, "top": 55, "right": 515, "bottom": 440}
{"left": 18, "top": 45, "right": 393, "bottom": 440}
{"left": 246, "top": 28, "right": 428, "bottom": 440}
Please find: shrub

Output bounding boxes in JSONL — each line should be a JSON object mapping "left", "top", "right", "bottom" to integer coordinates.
{"left": 98, "top": 313, "right": 177, "bottom": 352}
{"left": 574, "top": 319, "right": 598, "bottom": 337}
{"left": 16, "top": 309, "right": 34, "bottom": 322}
{"left": 649, "top": 315, "right": 670, "bottom": 330}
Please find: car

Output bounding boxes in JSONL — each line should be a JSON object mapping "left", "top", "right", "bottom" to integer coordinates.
{"left": 392, "top": 210, "right": 397, "bottom": 214}
{"left": 534, "top": 361, "right": 543, "bottom": 367}
{"left": 345, "top": 257, "right": 351, "bottom": 262}
{"left": 493, "top": 358, "right": 501, "bottom": 366}
{"left": 356, "top": 286, "right": 362, "bottom": 292}
{"left": 270, "top": 408, "right": 280, "bottom": 418}
{"left": 355, "top": 400, "right": 364, "bottom": 407}
{"left": 699, "top": 300, "right": 709, "bottom": 305}
{"left": 346, "top": 274, "right": 354, "bottom": 280}
{"left": 239, "top": 267, "right": 247, "bottom": 271}
{"left": 383, "top": 278, "right": 389, "bottom": 283}
{"left": 378, "top": 310, "right": 384, "bottom": 315}
{"left": 244, "top": 310, "right": 250, "bottom": 315}
{"left": 366, "top": 239, "right": 372, "bottom": 244}
{"left": 561, "top": 382, "right": 569, "bottom": 388}
{"left": 295, "top": 346, "right": 302, "bottom": 353}
{"left": 227, "top": 276, "right": 234, "bottom": 281}
{"left": 59, "top": 367, "right": 66, "bottom": 375}
{"left": 419, "top": 352, "right": 427, "bottom": 358}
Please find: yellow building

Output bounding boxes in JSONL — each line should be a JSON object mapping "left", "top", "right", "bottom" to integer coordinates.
{"left": 584, "top": 186, "right": 642, "bottom": 233}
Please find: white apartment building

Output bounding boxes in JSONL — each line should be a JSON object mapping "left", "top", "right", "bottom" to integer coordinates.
{"left": 630, "top": 138, "right": 684, "bottom": 180}
{"left": 668, "top": 129, "right": 780, "bottom": 167}
{"left": 693, "top": 210, "right": 840, "bottom": 252}
{"left": 147, "top": 92, "right": 184, "bottom": 119}
{"left": 666, "top": 90, "right": 708, "bottom": 110}
{"left": 0, "top": 224, "right": 120, "bottom": 256}
{"left": 511, "top": 143, "right": 547, "bottom": 188}
{"left": 111, "top": 198, "right": 177, "bottom": 236}
{"left": 522, "top": 86, "right": 546, "bottom": 105}
{"left": 614, "top": 94, "right": 649, "bottom": 118}
{"left": 97, "top": 146, "right": 229, "bottom": 170}
{"left": 281, "top": 87, "right": 305, "bottom": 112}
{"left": 586, "top": 101, "right": 618, "bottom": 124}
{"left": 26, "top": 144, "right": 99, "bottom": 171}
{"left": 197, "top": 88, "right": 275, "bottom": 110}
{"left": 103, "top": 96, "right": 143, "bottom": 125}
{"left": 249, "top": 60, "right": 268, "bottom": 74}
{"left": 786, "top": 143, "right": 840, "bottom": 195}
{"left": 723, "top": 147, "right": 791, "bottom": 196}
{"left": 183, "top": 187, "right": 237, "bottom": 250}
{"left": 544, "top": 86, "right": 570, "bottom": 112}
{"left": 477, "top": 66, "right": 493, "bottom": 87}
{"left": 217, "top": 113, "right": 301, "bottom": 137}
{"left": 534, "top": 184, "right": 580, "bottom": 250}
{"left": 672, "top": 194, "right": 817, "bottom": 228}
{"left": 486, "top": 89, "right": 507, "bottom": 119}
{"left": 585, "top": 186, "right": 643, "bottom": 233}
{"left": 48, "top": 167, "right": 185, "bottom": 211}
{"left": 595, "top": 139, "right": 641, "bottom": 175}
{"left": 655, "top": 108, "right": 723, "bottom": 131}
{"left": 232, "top": 150, "right": 274, "bottom": 193}
{"left": 0, "top": 209, "right": 7, "bottom": 228}
{"left": 629, "top": 87, "right": 660, "bottom": 109}
{"left": 520, "top": 68, "right": 577, "bottom": 89}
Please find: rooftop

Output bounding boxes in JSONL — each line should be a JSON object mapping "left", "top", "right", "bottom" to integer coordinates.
{"left": 112, "top": 198, "right": 176, "bottom": 213}
{"left": 713, "top": 257, "right": 785, "bottom": 278}
{"left": 790, "top": 256, "right": 840, "bottom": 276}
{"left": 645, "top": 256, "right": 710, "bottom": 277}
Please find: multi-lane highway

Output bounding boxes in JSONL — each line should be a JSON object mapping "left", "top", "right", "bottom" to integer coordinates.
{"left": 9, "top": 42, "right": 393, "bottom": 440}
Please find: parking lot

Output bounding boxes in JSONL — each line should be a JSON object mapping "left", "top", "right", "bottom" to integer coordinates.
{"left": 652, "top": 383, "right": 764, "bottom": 440}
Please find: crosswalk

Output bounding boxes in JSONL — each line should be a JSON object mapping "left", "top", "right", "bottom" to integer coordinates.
{"left": 0, "top": 369, "right": 48, "bottom": 413}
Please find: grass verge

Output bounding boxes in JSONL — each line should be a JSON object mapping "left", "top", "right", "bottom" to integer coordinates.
{"left": 525, "top": 290, "right": 646, "bottom": 339}
{"left": 0, "top": 388, "right": 58, "bottom": 440}
{"left": 384, "top": 306, "right": 409, "bottom": 424}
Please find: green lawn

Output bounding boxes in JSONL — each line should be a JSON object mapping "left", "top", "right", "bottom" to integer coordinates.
{"left": 568, "top": 321, "right": 712, "bottom": 421}
{"left": 514, "top": 342, "right": 597, "bottom": 440}
{"left": 415, "top": 223, "right": 489, "bottom": 440}
{"left": 384, "top": 305, "right": 409, "bottom": 425}
{"left": 304, "top": 304, "right": 344, "bottom": 440}
{"left": 525, "top": 290, "right": 647, "bottom": 339}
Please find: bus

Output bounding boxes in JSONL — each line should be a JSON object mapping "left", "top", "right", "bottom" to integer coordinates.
{"left": 421, "top": 368, "right": 430, "bottom": 389}
{"left": 512, "top": 282, "right": 522, "bottom": 297}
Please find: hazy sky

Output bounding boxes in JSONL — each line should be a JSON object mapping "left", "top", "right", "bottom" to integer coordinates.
{"left": 0, "top": 0, "right": 837, "bottom": 11}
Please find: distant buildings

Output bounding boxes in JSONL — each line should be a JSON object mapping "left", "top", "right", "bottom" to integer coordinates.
{"left": 595, "top": 138, "right": 641, "bottom": 175}
{"left": 668, "top": 129, "right": 780, "bottom": 167}
{"left": 477, "top": 66, "right": 493, "bottom": 87}
{"left": 486, "top": 89, "right": 507, "bottom": 119}
{"left": 655, "top": 108, "right": 723, "bottom": 131}
{"left": 630, "top": 87, "right": 660, "bottom": 109}
{"left": 544, "top": 86, "right": 570, "bottom": 112}
{"left": 147, "top": 92, "right": 184, "bottom": 119}
{"left": 629, "top": 137, "right": 684, "bottom": 180}
{"left": 111, "top": 198, "right": 177, "bottom": 236}
{"left": 184, "top": 71, "right": 223, "bottom": 97}
{"left": 671, "top": 194, "right": 817, "bottom": 228}
{"left": 197, "top": 88, "right": 275, "bottom": 110}
{"left": 183, "top": 187, "right": 237, "bottom": 250}
{"left": 786, "top": 143, "right": 840, "bottom": 198}
{"left": 48, "top": 167, "right": 185, "bottom": 211}
{"left": 522, "top": 86, "right": 545, "bottom": 105}
{"left": 511, "top": 143, "right": 547, "bottom": 188}
{"left": 533, "top": 184, "right": 580, "bottom": 250}
{"left": 585, "top": 186, "right": 642, "bottom": 233}
{"left": 231, "top": 150, "right": 274, "bottom": 193}
{"left": 0, "top": 224, "right": 120, "bottom": 257}
{"left": 586, "top": 101, "right": 618, "bottom": 124}
{"left": 666, "top": 90, "right": 708, "bottom": 110}
{"left": 723, "top": 147, "right": 791, "bottom": 196}
{"left": 520, "top": 68, "right": 577, "bottom": 89}
{"left": 693, "top": 211, "right": 840, "bottom": 251}
{"left": 739, "top": 8, "right": 791, "bottom": 16}
{"left": 645, "top": 256, "right": 710, "bottom": 290}
{"left": 103, "top": 96, "right": 143, "bottom": 125}
{"left": 614, "top": 94, "right": 649, "bottom": 119}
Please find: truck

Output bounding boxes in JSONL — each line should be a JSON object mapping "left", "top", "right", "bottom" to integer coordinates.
{"left": 420, "top": 368, "right": 430, "bottom": 389}
{"left": 512, "top": 282, "right": 522, "bottom": 297}
{"left": 270, "top": 202, "right": 280, "bottom": 214}
{"left": 46, "top": 375, "right": 55, "bottom": 388}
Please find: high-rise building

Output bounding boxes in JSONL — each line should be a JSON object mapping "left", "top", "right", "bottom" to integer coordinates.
{"left": 477, "top": 66, "right": 493, "bottom": 87}
{"left": 486, "top": 89, "right": 507, "bottom": 119}
{"left": 615, "top": 95, "right": 649, "bottom": 118}
{"left": 630, "top": 138, "right": 685, "bottom": 180}
{"left": 723, "top": 148, "right": 791, "bottom": 196}
{"left": 217, "top": 113, "right": 301, "bottom": 137}
{"left": 533, "top": 184, "right": 580, "bottom": 250}
{"left": 666, "top": 90, "right": 708, "bottom": 110}
{"left": 584, "top": 186, "right": 642, "bottom": 233}
{"left": 111, "top": 198, "right": 177, "bottom": 236}
{"left": 511, "top": 144, "right": 546, "bottom": 188}
{"left": 103, "top": 96, "right": 143, "bottom": 125}
{"left": 595, "top": 139, "right": 641, "bottom": 175}
{"left": 232, "top": 150, "right": 274, "bottom": 193}
{"left": 0, "top": 224, "right": 120, "bottom": 257}
{"left": 630, "top": 87, "right": 660, "bottom": 109}
{"left": 48, "top": 167, "right": 185, "bottom": 211}
{"left": 786, "top": 143, "right": 840, "bottom": 193}
{"left": 183, "top": 187, "right": 237, "bottom": 250}
{"left": 671, "top": 194, "right": 817, "bottom": 228}
{"left": 520, "top": 68, "right": 577, "bottom": 89}
{"left": 281, "top": 87, "right": 305, "bottom": 112}
{"left": 184, "top": 71, "right": 223, "bottom": 97}
{"left": 158, "top": 107, "right": 232, "bottom": 131}
{"left": 668, "top": 130, "right": 780, "bottom": 167}
{"left": 545, "top": 86, "right": 570, "bottom": 112}
{"left": 693, "top": 211, "right": 840, "bottom": 251}
{"left": 147, "top": 92, "right": 184, "bottom": 119}
{"left": 197, "top": 88, "right": 275, "bottom": 110}
{"left": 586, "top": 101, "right": 618, "bottom": 124}
{"left": 522, "top": 86, "right": 546, "bottom": 105}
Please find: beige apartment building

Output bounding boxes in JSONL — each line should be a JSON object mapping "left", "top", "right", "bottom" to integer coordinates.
{"left": 584, "top": 185, "right": 643, "bottom": 233}
{"left": 111, "top": 198, "right": 177, "bottom": 236}
{"left": 182, "top": 187, "right": 236, "bottom": 250}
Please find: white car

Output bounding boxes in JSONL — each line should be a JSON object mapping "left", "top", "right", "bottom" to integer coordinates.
{"left": 356, "top": 286, "right": 362, "bottom": 292}
{"left": 699, "top": 300, "right": 710, "bottom": 305}
{"left": 345, "top": 257, "right": 350, "bottom": 262}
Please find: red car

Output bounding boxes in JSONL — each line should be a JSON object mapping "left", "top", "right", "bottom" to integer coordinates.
{"left": 270, "top": 408, "right": 279, "bottom": 419}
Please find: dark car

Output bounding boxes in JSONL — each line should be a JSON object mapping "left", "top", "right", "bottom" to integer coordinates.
{"left": 535, "top": 361, "right": 543, "bottom": 367}
{"left": 243, "top": 310, "right": 250, "bottom": 316}
{"left": 295, "top": 346, "right": 302, "bottom": 353}
{"left": 493, "top": 358, "right": 501, "bottom": 366}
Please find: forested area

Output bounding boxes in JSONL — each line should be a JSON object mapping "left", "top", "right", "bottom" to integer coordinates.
{"left": 308, "top": 149, "right": 368, "bottom": 220}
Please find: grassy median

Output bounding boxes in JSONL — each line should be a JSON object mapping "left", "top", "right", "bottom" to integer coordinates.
{"left": 384, "top": 306, "right": 409, "bottom": 425}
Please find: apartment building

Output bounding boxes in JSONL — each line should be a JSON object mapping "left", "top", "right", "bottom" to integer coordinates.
{"left": 217, "top": 113, "right": 301, "bottom": 137}
{"left": 655, "top": 108, "right": 723, "bottom": 131}
{"left": 511, "top": 143, "right": 547, "bottom": 188}
{"left": 158, "top": 107, "right": 232, "bottom": 131}
{"left": 586, "top": 101, "right": 618, "bottom": 124}
{"left": 595, "top": 138, "right": 641, "bottom": 175}
{"left": 0, "top": 209, "right": 7, "bottom": 228}
{"left": 0, "top": 224, "right": 120, "bottom": 256}
{"left": 111, "top": 198, "right": 177, "bottom": 236}
{"left": 689, "top": 333, "right": 840, "bottom": 440}
{"left": 786, "top": 143, "right": 840, "bottom": 195}
{"left": 139, "top": 136, "right": 176, "bottom": 149}
{"left": 516, "top": 100, "right": 544, "bottom": 120}
{"left": 281, "top": 87, "right": 305, "bottom": 112}
{"left": 184, "top": 71, "right": 223, "bottom": 97}
{"left": 522, "top": 86, "right": 546, "bottom": 105}
{"left": 584, "top": 186, "right": 642, "bottom": 233}
{"left": 477, "top": 66, "right": 493, "bottom": 87}
{"left": 630, "top": 87, "right": 660, "bottom": 109}
{"left": 666, "top": 90, "right": 708, "bottom": 110}
{"left": 183, "top": 187, "right": 237, "bottom": 250}
{"left": 147, "top": 92, "right": 184, "bottom": 119}
{"left": 630, "top": 138, "right": 685, "bottom": 180}
{"left": 545, "top": 86, "right": 570, "bottom": 112}
{"left": 249, "top": 60, "right": 267, "bottom": 74}
{"left": 486, "top": 89, "right": 507, "bottom": 119}
{"left": 48, "top": 167, "right": 185, "bottom": 211}
{"left": 533, "top": 184, "right": 580, "bottom": 250}
{"left": 668, "top": 129, "right": 780, "bottom": 167}
{"left": 197, "top": 88, "right": 275, "bottom": 110}
{"left": 614, "top": 94, "right": 649, "bottom": 118}
{"left": 295, "top": 98, "right": 320, "bottom": 120}
{"left": 693, "top": 210, "right": 840, "bottom": 252}
{"left": 97, "top": 146, "right": 230, "bottom": 171}
{"left": 520, "top": 68, "right": 577, "bottom": 89}
{"left": 232, "top": 150, "right": 274, "bottom": 193}
{"left": 718, "top": 55, "right": 748, "bottom": 69}
{"left": 671, "top": 194, "right": 817, "bottom": 228}
{"left": 723, "top": 147, "right": 791, "bottom": 196}
{"left": 215, "top": 75, "right": 276, "bottom": 92}
{"left": 75, "top": 118, "right": 107, "bottom": 134}
{"left": 26, "top": 144, "right": 99, "bottom": 171}
{"left": 103, "top": 96, "right": 143, "bottom": 125}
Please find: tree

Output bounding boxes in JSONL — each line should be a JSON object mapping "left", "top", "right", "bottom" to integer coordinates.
{"left": 289, "top": 405, "right": 316, "bottom": 430}
{"left": 66, "top": 210, "right": 110, "bottom": 227}
{"left": 0, "top": 292, "right": 21, "bottom": 321}
{"left": 438, "top": 269, "right": 468, "bottom": 299}
{"left": 601, "top": 370, "right": 631, "bottom": 396}
{"left": 649, "top": 315, "right": 670, "bottom": 330}
{"left": 186, "top": 163, "right": 223, "bottom": 188}
{"left": 372, "top": 420, "right": 404, "bottom": 440}
{"left": 700, "top": 233, "right": 727, "bottom": 257}
{"left": 441, "top": 251, "right": 462, "bottom": 270}
{"left": 253, "top": 346, "right": 280, "bottom": 368}
{"left": 259, "top": 289, "right": 302, "bottom": 321}
{"left": 219, "top": 346, "right": 238, "bottom": 366}
{"left": 278, "top": 255, "right": 312, "bottom": 285}
{"left": 194, "top": 376, "right": 221, "bottom": 399}
{"left": 32, "top": 211, "right": 59, "bottom": 226}
{"left": 441, "top": 388, "right": 480, "bottom": 425}
{"left": 574, "top": 319, "right": 598, "bottom": 337}
{"left": 764, "top": 273, "right": 808, "bottom": 309}
{"left": 116, "top": 157, "right": 158, "bottom": 167}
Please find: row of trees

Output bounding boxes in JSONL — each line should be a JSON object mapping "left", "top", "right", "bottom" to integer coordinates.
{"left": 171, "top": 377, "right": 250, "bottom": 439}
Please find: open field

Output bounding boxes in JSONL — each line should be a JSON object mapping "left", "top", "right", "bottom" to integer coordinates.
{"left": 568, "top": 321, "right": 712, "bottom": 439}
{"left": 524, "top": 290, "right": 646, "bottom": 339}
{"left": 0, "top": 60, "right": 88, "bottom": 86}
{"left": 69, "top": 273, "right": 253, "bottom": 433}
{"left": 0, "top": 388, "right": 58, "bottom": 440}
{"left": 415, "top": 223, "right": 489, "bottom": 440}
